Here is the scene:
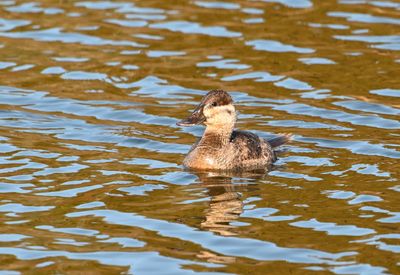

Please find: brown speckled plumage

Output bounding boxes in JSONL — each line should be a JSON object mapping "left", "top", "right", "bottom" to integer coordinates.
{"left": 177, "top": 90, "right": 291, "bottom": 171}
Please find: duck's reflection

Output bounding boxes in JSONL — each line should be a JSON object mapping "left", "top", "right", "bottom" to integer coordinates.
{"left": 200, "top": 174, "right": 242, "bottom": 236}
{"left": 189, "top": 170, "right": 266, "bottom": 264}
{"left": 191, "top": 170, "right": 266, "bottom": 237}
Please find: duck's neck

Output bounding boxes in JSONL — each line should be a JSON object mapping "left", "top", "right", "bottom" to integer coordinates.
{"left": 198, "top": 123, "right": 234, "bottom": 149}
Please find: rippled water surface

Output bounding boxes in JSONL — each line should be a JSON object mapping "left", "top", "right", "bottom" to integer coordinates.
{"left": 0, "top": 0, "right": 399, "bottom": 274}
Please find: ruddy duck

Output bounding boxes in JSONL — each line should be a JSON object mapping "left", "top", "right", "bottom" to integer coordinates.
{"left": 177, "top": 89, "right": 292, "bottom": 170}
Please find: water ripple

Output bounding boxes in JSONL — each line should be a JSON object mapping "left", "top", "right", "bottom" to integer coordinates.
{"left": 194, "top": 1, "right": 240, "bottom": 10}
{"left": 274, "top": 103, "right": 400, "bottom": 129}
{"left": 0, "top": 18, "right": 30, "bottom": 31}
{"left": 329, "top": 11, "right": 400, "bottom": 25}
{"left": 150, "top": 21, "right": 242, "bottom": 38}
{"left": 291, "top": 218, "right": 375, "bottom": 236}
{"left": 6, "top": 2, "right": 64, "bottom": 14}
{"left": 67, "top": 209, "right": 356, "bottom": 265}
{"left": 0, "top": 28, "right": 147, "bottom": 48}
{"left": 246, "top": 39, "right": 315, "bottom": 53}
{"left": 257, "top": 0, "right": 313, "bottom": 9}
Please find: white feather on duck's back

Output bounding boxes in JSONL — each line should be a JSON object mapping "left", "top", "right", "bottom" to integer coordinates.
{"left": 177, "top": 89, "right": 292, "bottom": 171}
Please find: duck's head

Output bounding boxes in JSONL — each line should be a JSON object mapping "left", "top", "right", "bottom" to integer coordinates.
{"left": 177, "top": 90, "right": 236, "bottom": 127}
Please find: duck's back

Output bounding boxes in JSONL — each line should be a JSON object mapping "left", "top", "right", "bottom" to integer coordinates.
{"left": 230, "top": 130, "right": 276, "bottom": 169}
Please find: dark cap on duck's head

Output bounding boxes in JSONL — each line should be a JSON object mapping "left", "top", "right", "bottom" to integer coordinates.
{"left": 201, "top": 89, "right": 233, "bottom": 107}
{"left": 177, "top": 89, "right": 234, "bottom": 126}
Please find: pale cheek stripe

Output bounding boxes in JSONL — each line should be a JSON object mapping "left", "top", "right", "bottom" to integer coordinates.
{"left": 204, "top": 106, "right": 236, "bottom": 123}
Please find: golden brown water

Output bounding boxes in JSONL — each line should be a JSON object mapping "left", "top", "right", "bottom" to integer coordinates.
{"left": 0, "top": 0, "right": 399, "bottom": 274}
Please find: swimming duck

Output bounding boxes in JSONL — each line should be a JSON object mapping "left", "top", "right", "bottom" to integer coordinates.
{"left": 177, "top": 89, "right": 291, "bottom": 170}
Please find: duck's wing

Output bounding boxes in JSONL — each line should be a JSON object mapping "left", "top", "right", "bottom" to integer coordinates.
{"left": 230, "top": 130, "right": 264, "bottom": 159}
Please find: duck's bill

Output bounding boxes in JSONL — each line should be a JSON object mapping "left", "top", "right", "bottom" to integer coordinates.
{"left": 176, "top": 108, "right": 206, "bottom": 126}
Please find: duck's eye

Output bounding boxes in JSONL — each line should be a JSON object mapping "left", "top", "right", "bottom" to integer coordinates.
{"left": 211, "top": 102, "right": 217, "bottom": 107}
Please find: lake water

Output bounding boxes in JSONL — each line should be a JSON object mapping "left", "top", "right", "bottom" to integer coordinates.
{"left": 0, "top": 0, "right": 399, "bottom": 274}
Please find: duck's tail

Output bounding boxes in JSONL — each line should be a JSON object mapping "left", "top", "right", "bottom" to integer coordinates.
{"left": 267, "top": 133, "right": 293, "bottom": 148}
